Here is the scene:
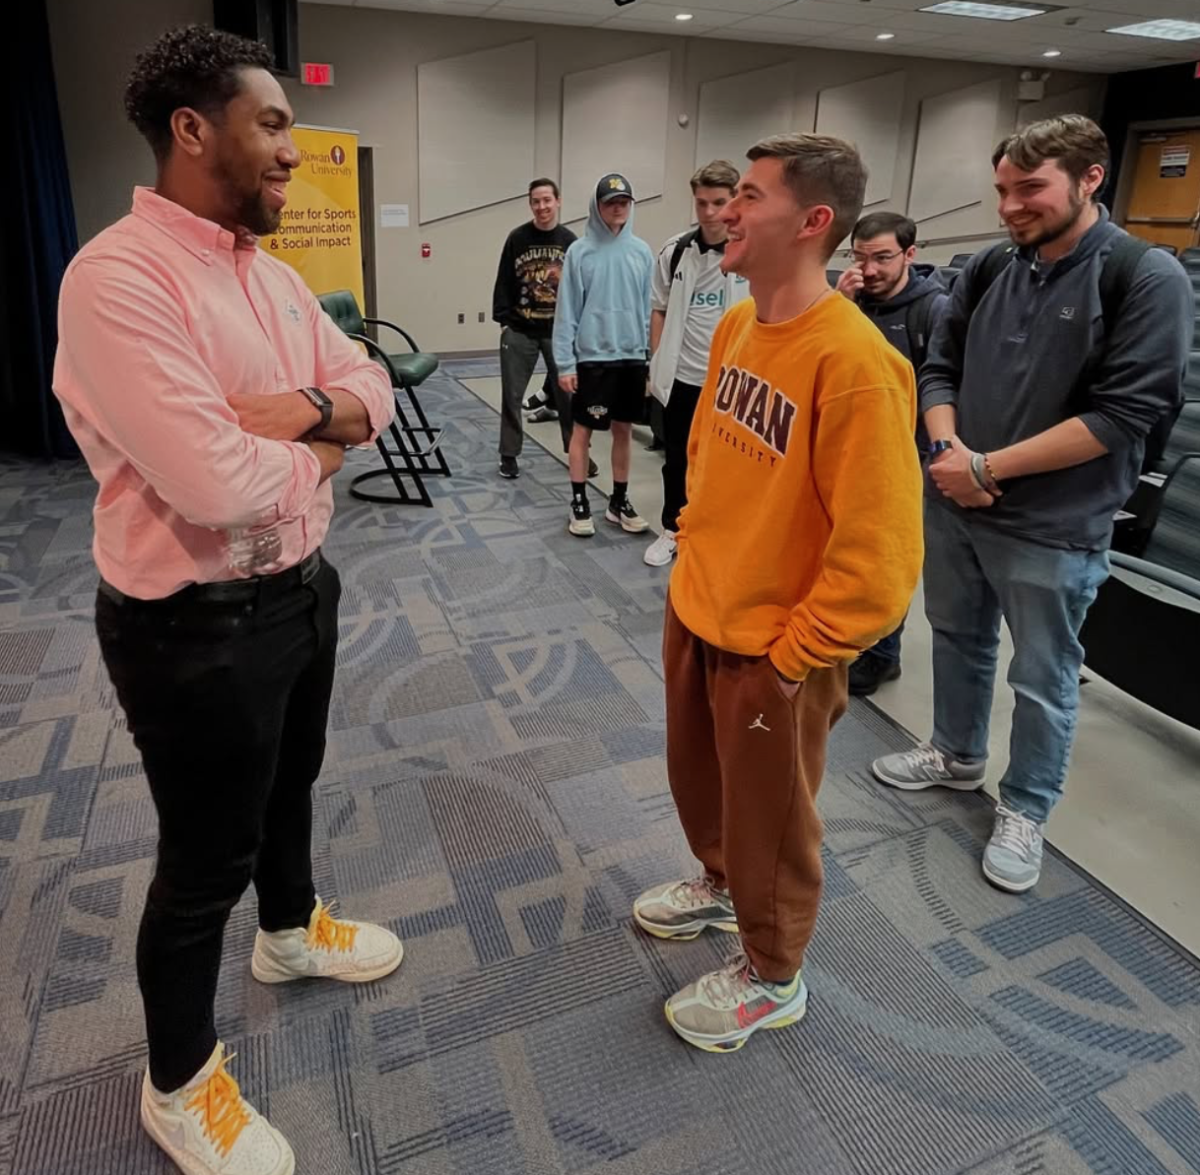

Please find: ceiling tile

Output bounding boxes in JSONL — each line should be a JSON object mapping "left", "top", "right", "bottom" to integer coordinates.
{"left": 652, "top": 0, "right": 796, "bottom": 12}
{"left": 364, "top": 0, "right": 492, "bottom": 9}
{"left": 764, "top": 1, "right": 895, "bottom": 24}
{"left": 600, "top": 3, "right": 745, "bottom": 26}
{"left": 483, "top": 5, "right": 608, "bottom": 22}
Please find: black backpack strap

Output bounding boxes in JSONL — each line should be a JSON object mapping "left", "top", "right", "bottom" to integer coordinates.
{"left": 902, "top": 289, "right": 941, "bottom": 372}
{"left": 963, "top": 242, "right": 1018, "bottom": 316}
{"left": 1068, "top": 232, "right": 1152, "bottom": 412}
{"left": 1097, "top": 234, "right": 1151, "bottom": 329}
{"left": 668, "top": 228, "right": 701, "bottom": 283}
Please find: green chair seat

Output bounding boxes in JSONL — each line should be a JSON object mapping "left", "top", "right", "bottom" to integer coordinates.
{"left": 384, "top": 351, "right": 439, "bottom": 387}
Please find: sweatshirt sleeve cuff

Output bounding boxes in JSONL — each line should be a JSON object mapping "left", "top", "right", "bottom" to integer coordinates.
{"left": 1078, "top": 410, "right": 1133, "bottom": 452}
{"left": 918, "top": 386, "right": 957, "bottom": 414}
{"left": 767, "top": 642, "right": 812, "bottom": 684}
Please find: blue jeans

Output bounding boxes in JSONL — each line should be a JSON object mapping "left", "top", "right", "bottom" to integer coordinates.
{"left": 923, "top": 503, "right": 1109, "bottom": 824}
{"left": 862, "top": 622, "right": 903, "bottom": 665}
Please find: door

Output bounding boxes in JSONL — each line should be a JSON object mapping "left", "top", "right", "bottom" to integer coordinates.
{"left": 1122, "top": 128, "right": 1200, "bottom": 254}
{"left": 357, "top": 146, "right": 378, "bottom": 319}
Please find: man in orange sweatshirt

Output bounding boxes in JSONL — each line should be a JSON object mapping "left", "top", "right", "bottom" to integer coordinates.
{"left": 633, "top": 134, "right": 924, "bottom": 1053}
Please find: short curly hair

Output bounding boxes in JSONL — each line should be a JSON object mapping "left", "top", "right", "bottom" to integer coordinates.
{"left": 125, "top": 25, "right": 274, "bottom": 160}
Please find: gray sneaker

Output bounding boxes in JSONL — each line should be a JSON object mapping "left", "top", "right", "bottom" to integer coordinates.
{"left": 633, "top": 876, "right": 738, "bottom": 941}
{"left": 872, "top": 743, "right": 986, "bottom": 792}
{"left": 982, "top": 805, "right": 1043, "bottom": 893}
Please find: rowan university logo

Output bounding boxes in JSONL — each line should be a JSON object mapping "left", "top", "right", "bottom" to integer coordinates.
{"left": 330, "top": 145, "right": 346, "bottom": 166}
{"left": 710, "top": 364, "right": 798, "bottom": 468}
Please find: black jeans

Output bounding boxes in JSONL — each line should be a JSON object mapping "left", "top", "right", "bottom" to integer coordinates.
{"left": 662, "top": 380, "right": 702, "bottom": 532}
{"left": 94, "top": 554, "right": 341, "bottom": 1092}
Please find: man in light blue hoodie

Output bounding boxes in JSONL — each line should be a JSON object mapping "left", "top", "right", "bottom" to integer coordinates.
{"left": 553, "top": 173, "right": 655, "bottom": 538}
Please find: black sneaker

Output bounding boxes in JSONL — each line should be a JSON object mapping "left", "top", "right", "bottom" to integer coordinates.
{"left": 499, "top": 456, "right": 520, "bottom": 480}
{"left": 849, "top": 656, "right": 901, "bottom": 697}
{"left": 604, "top": 498, "right": 650, "bottom": 534}
{"left": 523, "top": 391, "right": 547, "bottom": 411}
{"left": 526, "top": 406, "right": 559, "bottom": 423}
{"left": 587, "top": 458, "right": 599, "bottom": 479}
{"left": 569, "top": 498, "right": 595, "bottom": 537}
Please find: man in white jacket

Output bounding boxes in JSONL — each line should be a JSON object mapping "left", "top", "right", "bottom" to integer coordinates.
{"left": 645, "top": 161, "right": 751, "bottom": 566}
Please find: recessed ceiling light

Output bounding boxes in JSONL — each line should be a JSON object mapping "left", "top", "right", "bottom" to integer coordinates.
{"left": 675, "top": 11, "right": 694, "bottom": 19}
{"left": 876, "top": 32, "right": 896, "bottom": 39}
{"left": 920, "top": 1, "right": 1055, "bottom": 20}
{"left": 1042, "top": 48, "right": 1061, "bottom": 56}
{"left": 1105, "top": 19, "right": 1200, "bottom": 40}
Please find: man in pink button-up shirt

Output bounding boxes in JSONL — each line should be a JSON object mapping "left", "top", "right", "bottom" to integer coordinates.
{"left": 53, "top": 27, "right": 402, "bottom": 1175}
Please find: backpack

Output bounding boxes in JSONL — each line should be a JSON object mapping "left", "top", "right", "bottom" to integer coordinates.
{"left": 902, "top": 288, "right": 943, "bottom": 372}
{"left": 668, "top": 228, "right": 702, "bottom": 284}
{"left": 962, "top": 233, "right": 1152, "bottom": 410}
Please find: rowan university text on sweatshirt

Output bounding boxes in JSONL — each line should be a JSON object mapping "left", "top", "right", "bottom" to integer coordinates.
{"left": 672, "top": 294, "right": 925, "bottom": 683}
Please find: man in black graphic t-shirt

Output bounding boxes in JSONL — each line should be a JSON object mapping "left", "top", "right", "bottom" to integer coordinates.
{"left": 493, "top": 178, "right": 576, "bottom": 479}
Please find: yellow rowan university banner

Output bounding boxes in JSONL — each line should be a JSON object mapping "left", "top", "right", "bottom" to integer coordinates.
{"left": 261, "top": 125, "right": 365, "bottom": 310}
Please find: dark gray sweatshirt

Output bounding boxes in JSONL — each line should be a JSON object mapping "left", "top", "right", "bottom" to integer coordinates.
{"left": 920, "top": 210, "right": 1193, "bottom": 551}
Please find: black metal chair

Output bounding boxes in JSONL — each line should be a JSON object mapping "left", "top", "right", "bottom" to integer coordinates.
{"left": 937, "top": 266, "right": 962, "bottom": 291}
{"left": 948, "top": 252, "right": 975, "bottom": 269}
{"left": 317, "top": 290, "right": 449, "bottom": 507}
{"left": 1081, "top": 454, "right": 1200, "bottom": 731}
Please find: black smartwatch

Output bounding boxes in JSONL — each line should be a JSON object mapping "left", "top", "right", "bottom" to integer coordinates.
{"left": 298, "top": 386, "right": 333, "bottom": 438}
{"left": 929, "top": 438, "right": 953, "bottom": 457}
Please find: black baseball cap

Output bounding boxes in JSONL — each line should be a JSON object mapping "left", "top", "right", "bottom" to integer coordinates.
{"left": 596, "top": 173, "right": 634, "bottom": 204}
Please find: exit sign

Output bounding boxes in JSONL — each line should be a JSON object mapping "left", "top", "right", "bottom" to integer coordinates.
{"left": 302, "top": 62, "right": 334, "bottom": 87}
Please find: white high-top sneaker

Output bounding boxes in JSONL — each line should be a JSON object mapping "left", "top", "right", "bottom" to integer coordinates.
{"left": 251, "top": 897, "right": 403, "bottom": 984}
{"left": 140, "top": 1043, "right": 294, "bottom": 1175}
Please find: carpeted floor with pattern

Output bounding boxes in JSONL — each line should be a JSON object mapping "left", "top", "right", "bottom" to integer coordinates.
{"left": 1, "top": 369, "right": 1198, "bottom": 1175}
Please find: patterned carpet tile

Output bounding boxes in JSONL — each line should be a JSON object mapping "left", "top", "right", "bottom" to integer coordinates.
{"left": 0, "top": 379, "right": 1197, "bottom": 1174}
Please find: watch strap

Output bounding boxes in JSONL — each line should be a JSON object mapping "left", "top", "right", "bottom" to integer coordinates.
{"left": 299, "top": 386, "right": 333, "bottom": 436}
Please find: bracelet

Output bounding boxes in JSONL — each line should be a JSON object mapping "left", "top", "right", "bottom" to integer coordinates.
{"left": 969, "top": 451, "right": 1003, "bottom": 496}
{"left": 969, "top": 452, "right": 1000, "bottom": 496}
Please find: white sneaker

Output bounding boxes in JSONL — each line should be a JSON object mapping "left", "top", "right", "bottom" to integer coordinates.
{"left": 140, "top": 1043, "right": 294, "bottom": 1175}
{"left": 871, "top": 743, "right": 986, "bottom": 791}
{"left": 643, "top": 530, "right": 677, "bottom": 567}
{"left": 251, "top": 897, "right": 403, "bottom": 985}
{"left": 982, "top": 805, "right": 1044, "bottom": 893}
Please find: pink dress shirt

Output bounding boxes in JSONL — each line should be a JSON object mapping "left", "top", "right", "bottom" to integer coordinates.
{"left": 53, "top": 187, "right": 394, "bottom": 599}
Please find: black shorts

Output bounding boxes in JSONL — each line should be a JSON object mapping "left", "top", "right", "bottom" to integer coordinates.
{"left": 571, "top": 362, "right": 648, "bottom": 432}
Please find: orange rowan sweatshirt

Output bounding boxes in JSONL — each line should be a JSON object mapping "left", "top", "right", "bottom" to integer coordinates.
{"left": 672, "top": 293, "right": 924, "bottom": 682}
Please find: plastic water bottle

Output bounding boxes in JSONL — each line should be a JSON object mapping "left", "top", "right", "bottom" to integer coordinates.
{"left": 224, "top": 521, "right": 285, "bottom": 575}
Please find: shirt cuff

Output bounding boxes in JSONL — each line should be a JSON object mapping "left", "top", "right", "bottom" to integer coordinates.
{"left": 275, "top": 442, "right": 323, "bottom": 521}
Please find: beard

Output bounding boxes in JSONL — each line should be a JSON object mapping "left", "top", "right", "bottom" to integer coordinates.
{"left": 213, "top": 151, "right": 281, "bottom": 237}
{"left": 1011, "top": 188, "right": 1086, "bottom": 251}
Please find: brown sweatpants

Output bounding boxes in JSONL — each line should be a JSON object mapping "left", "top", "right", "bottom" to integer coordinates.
{"left": 663, "top": 597, "right": 848, "bottom": 982}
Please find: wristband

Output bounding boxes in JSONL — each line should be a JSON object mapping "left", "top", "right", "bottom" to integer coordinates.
{"left": 969, "top": 452, "right": 1001, "bottom": 496}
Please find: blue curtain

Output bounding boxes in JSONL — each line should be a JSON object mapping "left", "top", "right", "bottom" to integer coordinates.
{"left": 2, "top": 0, "right": 79, "bottom": 459}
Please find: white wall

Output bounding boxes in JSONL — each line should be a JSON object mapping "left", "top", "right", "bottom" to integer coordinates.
{"left": 47, "top": 0, "right": 1103, "bottom": 353}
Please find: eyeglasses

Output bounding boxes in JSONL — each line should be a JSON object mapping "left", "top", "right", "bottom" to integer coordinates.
{"left": 849, "top": 250, "right": 903, "bottom": 266}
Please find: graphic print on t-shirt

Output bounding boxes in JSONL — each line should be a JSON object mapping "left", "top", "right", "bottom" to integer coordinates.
{"left": 515, "top": 245, "right": 567, "bottom": 327}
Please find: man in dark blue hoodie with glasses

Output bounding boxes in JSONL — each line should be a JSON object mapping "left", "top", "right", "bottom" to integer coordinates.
{"left": 837, "top": 211, "right": 948, "bottom": 696}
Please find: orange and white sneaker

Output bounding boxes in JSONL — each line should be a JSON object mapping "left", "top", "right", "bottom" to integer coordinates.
{"left": 250, "top": 897, "right": 403, "bottom": 985}
{"left": 140, "top": 1043, "right": 294, "bottom": 1175}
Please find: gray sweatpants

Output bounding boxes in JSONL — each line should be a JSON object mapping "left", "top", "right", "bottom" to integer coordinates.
{"left": 499, "top": 327, "right": 573, "bottom": 458}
